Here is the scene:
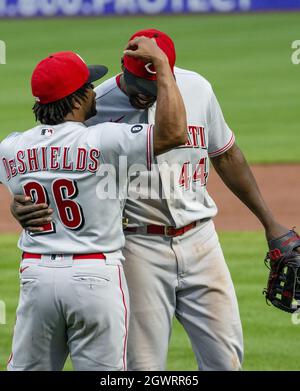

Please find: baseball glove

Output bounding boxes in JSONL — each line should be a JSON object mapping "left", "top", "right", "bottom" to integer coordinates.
{"left": 263, "top": 229, "right": 300, "bottom": 313}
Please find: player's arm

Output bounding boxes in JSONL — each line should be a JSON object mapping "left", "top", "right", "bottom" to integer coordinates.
{"left": 10, "top": 37, "right": 187, "bottom": 231}
{"left": 10, "top": 196, "right": 52, "bottom": 233}
{"left": 210, "top": 143, "right": 291, "bottom": 241}
{"left": 206, "top": 89, "right": 290, "bottom": 242}
{"left": 124, "top": 37, "right": 187, "bottom": 154}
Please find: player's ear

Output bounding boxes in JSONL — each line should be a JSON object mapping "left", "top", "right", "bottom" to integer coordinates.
{"left": 121, "top": 56, "right": 125, "bottom": 71}
{"left": 72, "top": 97, "right": 82, "bottom": 110}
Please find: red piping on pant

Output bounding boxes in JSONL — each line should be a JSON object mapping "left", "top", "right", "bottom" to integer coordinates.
{"left": 118, "top": 265, "right": 128, "bottom": 371}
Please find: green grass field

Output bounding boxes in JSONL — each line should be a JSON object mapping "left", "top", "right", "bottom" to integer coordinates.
{"left": 1, "top": 232, "right": 300, "bottom": 371}
{"left": 0, "top": 13, "right": 299, "bottom": 162}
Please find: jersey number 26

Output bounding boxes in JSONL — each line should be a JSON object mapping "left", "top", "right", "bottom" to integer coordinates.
{"left": 23, "top": 179, "right": 84, "bottom": 235}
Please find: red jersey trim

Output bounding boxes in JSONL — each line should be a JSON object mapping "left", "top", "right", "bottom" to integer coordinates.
{"left": 116, "top": 74, "right": 122, "bottom": 90}
{"left": 208, "top": 132, "right": 235, "bottom": 158}
{"left": 118, "top": 265, "right": 128, "bottom": 371}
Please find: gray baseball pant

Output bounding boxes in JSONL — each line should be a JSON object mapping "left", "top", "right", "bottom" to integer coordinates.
{"left": 123, "top": 219, "right": 243, "bottom": 371}
{"left": 7, "top": 256, "right": 129, "bottom": 371}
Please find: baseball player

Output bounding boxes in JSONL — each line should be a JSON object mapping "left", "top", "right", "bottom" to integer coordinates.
{"left": 11, "top": 29, "right": 290, "bottom": 371}
{"left": 0, "top": 37, "right": 187, "bottom": 371}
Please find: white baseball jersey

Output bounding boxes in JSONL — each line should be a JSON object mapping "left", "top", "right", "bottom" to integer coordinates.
{"left": 0, "top": 121, "right": 153, "bottom": 256}
{"left": 86, "top": 67, "right": 235, "bottom": 228}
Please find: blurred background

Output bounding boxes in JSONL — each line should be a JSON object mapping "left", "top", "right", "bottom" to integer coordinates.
{"left": 0, "top": 0, "right": 300, "bottom": 371}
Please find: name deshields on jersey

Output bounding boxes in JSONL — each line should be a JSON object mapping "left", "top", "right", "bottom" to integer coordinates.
{"left": 2, "top": 146, "right": 101, "bottom": 181}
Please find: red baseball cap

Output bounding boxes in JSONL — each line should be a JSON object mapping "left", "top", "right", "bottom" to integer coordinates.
{"left": 31, "top": 51, "right": 108, "bottom": 104}
{"left": 123, "top": 29, "right": 176, "bottom": 96}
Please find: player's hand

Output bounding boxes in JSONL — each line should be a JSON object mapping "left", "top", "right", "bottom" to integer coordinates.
{"left": 265, "top": 221, "right": 293, "bottom": 241}
{"left": 124, "top": 36, "right": 168, "bottom": 66}
{"left": 265, "top": 221, "right": 300, "bottom": 253}
{"left": 265, "top": 221, "right": 290, "bottom": 241}
{"left": 11, "top": 195, "right": 53, "bottom": 233}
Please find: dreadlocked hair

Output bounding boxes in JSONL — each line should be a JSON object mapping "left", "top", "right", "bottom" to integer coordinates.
{"left": 33, "top": 83, "right": 91, "bottom": 125}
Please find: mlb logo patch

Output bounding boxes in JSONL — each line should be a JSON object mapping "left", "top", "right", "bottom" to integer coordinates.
{"left": 41, "top": 128, "right": 54, "bottom": 137}
{"left": 50, "top": 254, "right": 63, "bottom": 261}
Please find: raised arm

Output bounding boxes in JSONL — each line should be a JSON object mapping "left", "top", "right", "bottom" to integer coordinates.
{"left": 124, "top": 37, "right": 187, "bottom": 155}
{"left": 11, "top": 37, "right": 187, "bottom": 233}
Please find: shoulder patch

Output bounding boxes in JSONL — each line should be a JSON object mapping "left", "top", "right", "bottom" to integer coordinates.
{"left": 131, "top": 125, "right": 143, "bottom": 134}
